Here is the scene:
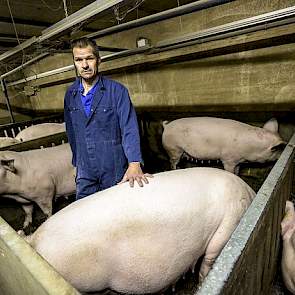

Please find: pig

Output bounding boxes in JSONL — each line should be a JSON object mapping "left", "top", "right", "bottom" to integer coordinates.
{"left": 15, "top": 122, "right": 65, "bottom": 142}
{"left": 0, "top": 137, "right": 20, "bottom": 148}
{"left": 0, "top": 143, "right": 75, "bottom": 228}
{"left": 281, "top": 200, "right": 295, "bottom": 294}
{"left": 162, "top": 117, "right": 286, "bottom": 174}
{"left": 26, "top": 167, "right": 255, "bottom": 294}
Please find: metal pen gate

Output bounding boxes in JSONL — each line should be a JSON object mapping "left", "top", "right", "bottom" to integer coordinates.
{"left": 197, "top": 133, "right": 295, "bottom": 295}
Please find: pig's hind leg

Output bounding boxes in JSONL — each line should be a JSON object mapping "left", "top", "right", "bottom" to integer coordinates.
{"left": 198, "top": 221, "right": 239, "bottom": 282}
{"left": 21, "top": 203, "right": 34, "bottom": 228}
{"left": 166, "top": 147, "right": 183, "bottom": 169}
{"left": 36, "top": 198, "right": 53, "bottom": 218}
{"left": 222, "top": 160, "right": 239, "bottom": 174}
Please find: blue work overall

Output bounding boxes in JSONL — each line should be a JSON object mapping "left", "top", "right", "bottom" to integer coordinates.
{"left": 64, "top": 76, "right": 142, "bottom": 199}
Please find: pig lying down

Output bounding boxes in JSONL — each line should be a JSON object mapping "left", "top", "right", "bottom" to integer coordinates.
{"left": 162, "top": 117, "right": 285, "bottom": 174}
{"left": 27, "top": 167, "right": 255, "bottom": 294}
{"left": 281, "top": 200, "right": 295, "bottom": 294}
{"left": 0, "top": 143, "right": 75, "bottom": 228}
{"left": 0, "top": 123, "right": 65, "bottom": 149}
{"left": 0, "top": 136, "right": 20, "bottom": 148}
{"left": 15, "top": 122, "right": 65, "bottom": 142}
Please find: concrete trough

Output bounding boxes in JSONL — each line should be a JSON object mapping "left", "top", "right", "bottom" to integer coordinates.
{"left": 0, "top": 217, "right": 80, "bottom": 295}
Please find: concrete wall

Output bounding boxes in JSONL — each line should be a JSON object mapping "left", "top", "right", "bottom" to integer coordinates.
{"left": 0, "top": 0, "right": 294, "bottom": 121}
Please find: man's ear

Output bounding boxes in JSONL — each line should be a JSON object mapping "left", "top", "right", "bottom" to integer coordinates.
{"left": 0, "top": 159, "right": 16, "bottom": 173}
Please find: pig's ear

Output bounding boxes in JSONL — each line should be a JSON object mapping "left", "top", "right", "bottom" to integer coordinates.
{"left": 263, "top": 118, "right": 278, "bottom": 133}
{"left": 271, "top": 142, "right": 286, "bottom": 152}
{"left": 0, "top": 159, "right": 16, "bottom": 173}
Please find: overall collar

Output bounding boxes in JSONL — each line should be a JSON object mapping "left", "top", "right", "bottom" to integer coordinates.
{"left": 79, "top": 76, "right": 100, "bottom": 96}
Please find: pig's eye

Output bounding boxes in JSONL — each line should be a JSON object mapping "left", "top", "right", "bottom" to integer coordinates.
{"left": 271, "top": 142, "right": 286, "bottom": 152}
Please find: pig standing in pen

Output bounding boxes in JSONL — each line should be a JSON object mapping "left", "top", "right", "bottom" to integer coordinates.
{"left": 26, "top": 167, "right": 255, "bottom": 294}
{"left": 0, "top": 143, "right": 75, "bottom": 228}
{"left": 281, "top": 200, "right": 295, "bottom": 294}
{"left": 162, "top": 117, "right": 285, "bottom": 174}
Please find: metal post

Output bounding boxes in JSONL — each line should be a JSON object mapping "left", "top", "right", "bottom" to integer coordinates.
{"left": 0, "top": 79, "right": 15, "bottom": 123}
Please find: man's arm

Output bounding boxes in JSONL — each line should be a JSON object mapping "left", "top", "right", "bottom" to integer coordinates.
{"left": 116, "top": 86, "right": 152, "bottom": 187}
{"left": 64, "top": 91, "right": 77, "bottom": 167}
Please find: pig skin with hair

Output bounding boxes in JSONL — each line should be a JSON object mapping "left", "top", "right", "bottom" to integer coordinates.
{"left": 0, "top": 137, "right": 20, "bottom": 148}
{"left": 281, "top": 200, "right": 295, "bottom": 294}
{"left": 15, "top": 123, "right": 65, "bottom": 142}
{"left": 0, "top": 143, "right": 75, "bottom": 228}
{"left": 162, "top": 117, "right": 285, "bottom": 174}
{"left": 27, "top": 167, "right": 255, "bottom": 294}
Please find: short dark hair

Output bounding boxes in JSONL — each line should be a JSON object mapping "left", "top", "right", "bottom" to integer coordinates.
{"left": 71, "top": 37, "right": 100, "bottom": 59}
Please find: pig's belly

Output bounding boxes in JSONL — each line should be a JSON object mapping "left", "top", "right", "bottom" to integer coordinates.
{"left": 40, "top": 216, "right": 213, "bottom": 294}
{"left": 107, "top": 230, "right": 208, "bottom": 293}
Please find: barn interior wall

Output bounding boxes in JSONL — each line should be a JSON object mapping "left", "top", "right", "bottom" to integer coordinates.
{"left": 0, "top": 0, "right": 294, "bottom": 124}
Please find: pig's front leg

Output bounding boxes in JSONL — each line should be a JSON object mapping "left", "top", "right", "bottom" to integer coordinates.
{"left": 21, "top": 204, "right": 34, "bottom": 228}
{"left": 222, "top": 160, "right": 238, "bottom": 174}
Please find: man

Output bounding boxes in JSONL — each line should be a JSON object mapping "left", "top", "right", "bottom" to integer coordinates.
{"left": 64, "top": 37, "right": 151, "bottom": 200}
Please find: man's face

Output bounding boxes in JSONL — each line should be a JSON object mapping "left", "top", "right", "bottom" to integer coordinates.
{"left": 73, "top": 45, "right": 99, "bottom": 82}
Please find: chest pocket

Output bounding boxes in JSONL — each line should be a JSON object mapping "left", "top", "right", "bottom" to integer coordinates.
{"left": 68, "top": 106, "right": 82, "bottom": 124}
{"left": 68, "top": 106, "right": 86, "bottom": 132}
{"left": 94, "top": 107, "right": 116, "bottom": 129}
{"left": 68, "top": 106, "right": 80, "bottom": 113}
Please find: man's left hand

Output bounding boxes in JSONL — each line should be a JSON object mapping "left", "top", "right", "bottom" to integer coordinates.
{"left": 118, "top": 162, "right": 153, "bottom": 187}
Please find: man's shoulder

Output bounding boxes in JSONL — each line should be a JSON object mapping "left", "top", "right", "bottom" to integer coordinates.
{"left": 65, "top": 79, "right": 80, "bottom": 96}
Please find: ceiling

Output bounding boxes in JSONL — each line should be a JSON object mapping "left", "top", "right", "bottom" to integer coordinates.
{"left": 0, "top": 0, "right": 200, "bottom": 73}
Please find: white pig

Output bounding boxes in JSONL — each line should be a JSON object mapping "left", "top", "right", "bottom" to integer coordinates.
{"left": 162, "top": 117, "right": 285, "bottom": 174}
{"left": 0, "top": 136, "right": 20, "bottom": 148}
{"left": 0, "top": 143, "right": 75, "bottom": 228}
{"left": 15, "top": 122, "right": 65, "bottom": 142}
{"left": 27, "top": 167, "right": 255, "bottom": 294}
{"left": 281, "top": 200, "right": 295, "bottom": 294}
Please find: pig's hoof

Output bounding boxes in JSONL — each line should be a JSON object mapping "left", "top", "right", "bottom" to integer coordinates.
{"left": 17, "top": 230, "right": 25, "bottom": 237}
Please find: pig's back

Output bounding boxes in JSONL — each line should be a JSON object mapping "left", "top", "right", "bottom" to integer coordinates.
{"left": 29, "top": 167, "right": 255, "bottom": 293}
{"left": 162, "top": 117, "right": 257, "bottom": 157}
{"left": 164, "top": 117, "right": 255, "bottom": 139}
{"left": 33, "top": 167, "right": 253, "bottom": 233}
{"left": 15, "top": 123, "right": 65, "bottom": 141}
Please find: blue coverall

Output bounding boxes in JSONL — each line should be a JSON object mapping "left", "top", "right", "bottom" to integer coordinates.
{"left": 64, "top": 76, "right": 143, "bottom": 199}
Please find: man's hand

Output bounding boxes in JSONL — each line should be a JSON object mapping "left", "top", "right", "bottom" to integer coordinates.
{"left": 119, "top": 162, "right": 153, "bottom": 187}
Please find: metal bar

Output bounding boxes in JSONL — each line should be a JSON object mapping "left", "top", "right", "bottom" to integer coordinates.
{"left": 38, "top": 0, "right": 124, "bottom": 42}
{"left": 6, "top": 48, "right": 148, "bottom": 87}
{"left": 7, "top": 65, "right": 75, "bottom": 87}
{"left": 151, "top": 17, "right": 295, "bottom": 54}
{"left": 0, "top": 0, "right": 124, "bottom": 63}
{"left": 0, "top": 79, "right": 15, "bottom": 123}
{"left": 0, "top": 53, "right": 50, "bottom": 79}
{"left": 86, "top": 0, "right": 234, "bottom": 39}
{"left": 197, "top": 134, "right": 295, "bottom": 294}
{"left": 6, "top": 6, "right": 295, "bottom": 87}
{"left": 155, "top": 6, "right": 295, "bottom": 49}
{"left": 0, "top": 37, "right": 37, "bottom": 62}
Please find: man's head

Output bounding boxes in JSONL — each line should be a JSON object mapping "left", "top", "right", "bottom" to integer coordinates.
{"left": 71, "top": 37, "right": 100, "bottom": 83}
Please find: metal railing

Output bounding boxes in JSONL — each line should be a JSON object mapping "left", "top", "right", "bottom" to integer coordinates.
{"left": 197, "top": 133, "right": 295, "bottom": 295}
